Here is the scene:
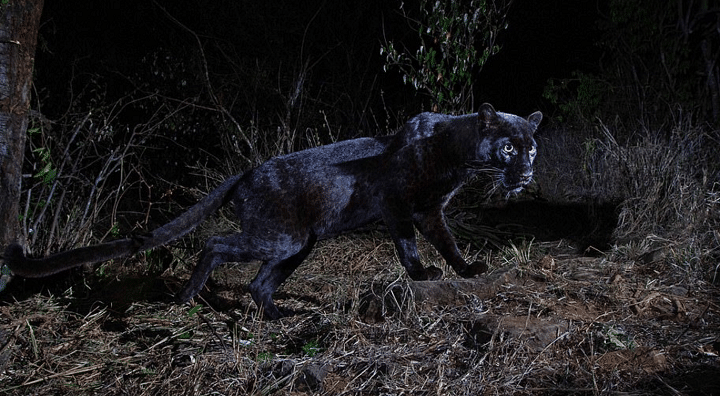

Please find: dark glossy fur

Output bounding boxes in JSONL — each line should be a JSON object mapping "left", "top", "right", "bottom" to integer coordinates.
{"left": 4, "top": 103, "right": 541, "bottom": 320}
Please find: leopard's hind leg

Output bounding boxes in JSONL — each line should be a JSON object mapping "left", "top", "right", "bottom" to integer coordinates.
{"left": 175, "top": 234, "right": 254, "bottom": 303}
{"left": 176, "top": 231, "right": 317, "bottom": 320}
{"left": 248, "top": 233, "right": 317, "bottom": 320}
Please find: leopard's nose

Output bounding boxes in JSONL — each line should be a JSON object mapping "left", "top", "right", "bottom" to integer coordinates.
{"left": 519, "top": 171, "right": 533, "bottom": 184}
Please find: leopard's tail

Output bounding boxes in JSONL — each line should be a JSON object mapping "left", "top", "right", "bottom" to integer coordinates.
{"left": 4, "top": 173, "right": 244, "bottom": 278}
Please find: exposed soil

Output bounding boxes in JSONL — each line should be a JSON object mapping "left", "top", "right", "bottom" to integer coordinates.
{"left": 1, "top": 202, "right": 719, "bottom": 395}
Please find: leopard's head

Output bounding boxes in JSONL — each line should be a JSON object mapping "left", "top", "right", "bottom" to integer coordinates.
{"left": 474, "top": 103, "right": 542, "bottom": 195}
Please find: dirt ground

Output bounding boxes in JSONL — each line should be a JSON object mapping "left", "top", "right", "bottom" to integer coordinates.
{"left": 1, "top": 217, "right": 719, "bottom": 395}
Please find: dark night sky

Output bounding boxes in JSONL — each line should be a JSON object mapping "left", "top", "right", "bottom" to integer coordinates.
{"left": 482, "top": 1, "right": 602, "bottom": 113}
{"left": 34, "top": 0, "right": 602, "bottom": 123}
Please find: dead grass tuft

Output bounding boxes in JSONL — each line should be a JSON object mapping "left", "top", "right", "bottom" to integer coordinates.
{"left": 537, "top": 118, "right": 720, "bottom": 284}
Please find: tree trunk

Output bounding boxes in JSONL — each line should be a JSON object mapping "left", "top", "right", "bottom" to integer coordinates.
{"left": 0, "top": 0, "right": 44, "bottom": 247}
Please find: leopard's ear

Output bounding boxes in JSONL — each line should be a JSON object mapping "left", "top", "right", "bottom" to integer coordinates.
{"left": 527, "top": 111, "right": 543, "bottom": 130}
{"left": 477, "top": 103, "right": 499, "bottom": 127}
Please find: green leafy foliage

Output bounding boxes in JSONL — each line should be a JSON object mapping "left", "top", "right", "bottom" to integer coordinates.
{"left": 302, "top": 339, "right": 321, "bottom": 357}
{"left": 381, "top": 0, "right": 510, "bottom": 113}
{"left": 28, "top": 126, "right": 58, "bottom": 186}
{"left": 599, "top": 324, "right": 637, "bottom": 351}
{"left": 543, "top": 71, "right": 610, "bottom": 124}
{"left": 108, "top": 223, "right": 120, "bottom": 238}
{"left": 256, "top": 351, "right": 274, "bottom": 362}
{"left": 187, "top": 304, "right": 203, "bottom": 317}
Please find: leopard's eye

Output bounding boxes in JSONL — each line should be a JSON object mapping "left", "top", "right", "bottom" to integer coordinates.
{"left": 502, "top": 143, "right": 514, "bottom": 154}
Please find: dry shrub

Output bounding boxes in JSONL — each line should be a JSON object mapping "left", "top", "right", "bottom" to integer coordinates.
{"left": 21, "top": 109, "right": 144, "bottom": 257}
{"left": 591, "top": 121, "right": 716, "bottom": 240}
{"left": 597, "top": 120, "right": 719, "bottom": 283}
{"left": 537, "top": 116, "right": 720, "bottom": 281}
{"left": 18, "top": 91, "right": 214, "bottom": 259}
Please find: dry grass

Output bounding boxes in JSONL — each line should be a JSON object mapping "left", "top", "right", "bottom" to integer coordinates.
{"left": 2, "top": 117, "right": 719, "bottom": 395}
{"left": 536, "top": 118, "right": 720, "bottom": 279}
{"left": 1, "top": 231, "right": 718, "bottom": 395}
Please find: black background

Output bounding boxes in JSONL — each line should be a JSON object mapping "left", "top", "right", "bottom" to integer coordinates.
{"left": 34, "top": 0, "right": 603, "bottom": 122}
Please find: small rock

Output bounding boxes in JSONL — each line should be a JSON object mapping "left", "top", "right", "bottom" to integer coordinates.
{"left": 667, "top": 285, "right": 688, "bottom": 296}
{"left": 295, "top": 363, "right": 329, "bottom": 392}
